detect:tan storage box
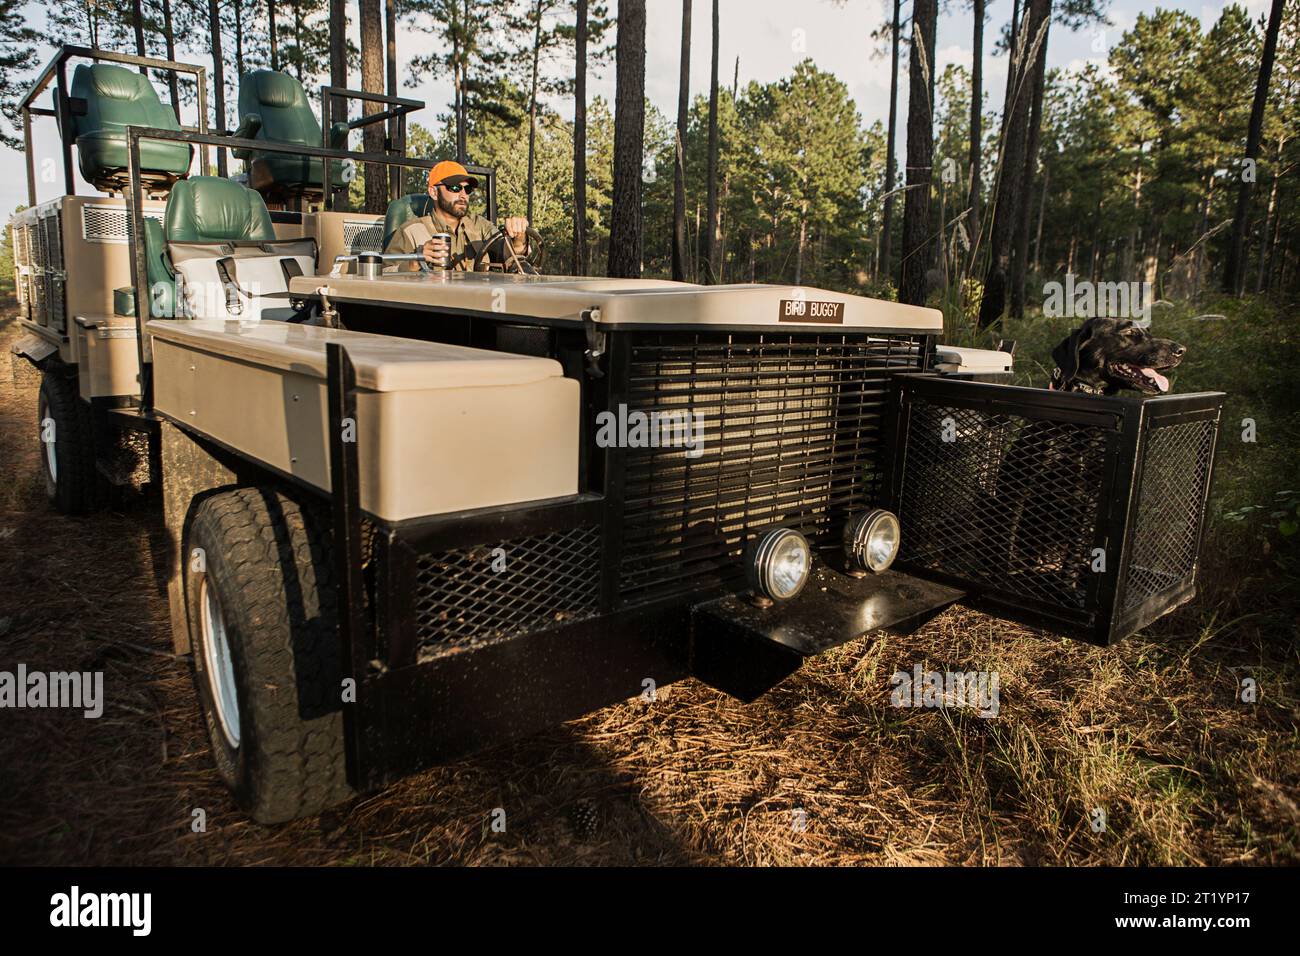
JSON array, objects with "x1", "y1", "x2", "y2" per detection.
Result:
[{"x1": 147, "y1": 320, "x2": 579, "y2": 522}]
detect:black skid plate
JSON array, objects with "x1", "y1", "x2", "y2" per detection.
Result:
[{"x1": 690, "y1": 567, "x2": 965, "y2": 702}]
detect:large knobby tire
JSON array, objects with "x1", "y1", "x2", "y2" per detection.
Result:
[
  {"x1": 185, "y1": 486, "x2": 353, "y2": 823},
  {"x1": 37, "y1": 367, "x2": 102, "y2": 515}
]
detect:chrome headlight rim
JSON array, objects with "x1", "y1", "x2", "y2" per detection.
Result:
[
  {"x1": 844, "y1": 508, "x2": 901, "y2": 574},
  {"x1": 747, "y1": 526, "x2": 813, "y2": 602}
]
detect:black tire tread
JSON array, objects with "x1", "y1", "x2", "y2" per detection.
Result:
[
  {"x1": 38, "y1": 367, "x2": 103, "y2": 514},
  {"x1": 188, "y1": 486, "x2": 351, "y2": 823}
]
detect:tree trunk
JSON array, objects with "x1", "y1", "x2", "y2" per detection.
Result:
[
  {"x1": 573, "y1": 0, "x2": 588, "y2": 275},
  {"x1": 795, "y1": 202, "x2": 808, "y2": 285},
  {"x1": 703, "y1": 0, "x2": 721, "y2": 283},
  {"x1": 526, "y1": 0, "x2": 543, "y2": 222},
  {"x1": 209, "y1": 0, "x2": 228, "y2": 175},
  {"x1": 1032, "y1": 161, "x2": 1048, "y2": 271},
  {"x1": 132, "y1": 0, "x2": 147, "y2": 69},
  {"x1": 608, "y1": 0, "x2": 646, "y2": 279},
  {"x1": 329, "y1": 0, "x2": 348, "y2": 205},
  {"x1": 672, "y1": 0, "x2": 692, "y2": 282},
  {"x1": 1009, "y1": 17, "x2": 1049, "y2": 319},
  {"x1": 268, "y1": 0, "x2": 279, "y2": 70},
  {"x1": 977, "y1": 0, "x2": 1049, "y2": 327},
  {"x1": 360, "y1": 0, "x2": 387, "y2": 212},
  {"x1": 879, "y1": 0, "x2": 901, "y2": 282},
  {"x1": 163, "y1": 0, "x2": 180, "y2": 120},
  {"x1": 386, "y1": 0, "x2": 399, "y2": 199},
  {"x1": 899, "y1": 0, "x2": 938, "y2": 306},
  {"x1": 234, "y1": 1, "x2": 246, "y2": 77},
  {"x1": 457, "y1": 0, "x2": 469, "y2": 162},
  {"x1": 293, "y1": 0, "x2": 304, "y2": 80},
  {"x1": 1256, "y1": 139, "x2": 1285, "y2": 292},
  {"x1": 1223, "y1": 0, "x2": 1284, "y2": 294},
  {"x1": 967, "y1": 0, "x2": 984, "y2": 260}
]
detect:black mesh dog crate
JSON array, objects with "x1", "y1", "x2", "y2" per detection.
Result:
[{"x1": 885, "y1": 376, "x2": 1224, "y2": 644}]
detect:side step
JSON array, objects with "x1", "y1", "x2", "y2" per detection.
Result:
[
  {"x1": 97, "y1": 405, "x2": 162, "y2": 486},
  {"x1": 690, "y1": 567, "x2": 965, "y2": 702}
]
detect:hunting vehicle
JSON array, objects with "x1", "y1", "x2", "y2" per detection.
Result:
[{"x1": 10, "y1": 46, "x2": 1227, "y2": 823}]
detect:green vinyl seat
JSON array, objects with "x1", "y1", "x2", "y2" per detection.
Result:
[
  {"x1": 59, "y1": 63, "x2": 192, "y2": 195},
  {"x1": 233, "y1": 70, "x2": 349, "y2": 204},
  {"x1": 382, "y1": 193, "x2": 437, "y2": 250},
  {"x1": 142, "y1": 176, "x2": 277, "y2": 319}
]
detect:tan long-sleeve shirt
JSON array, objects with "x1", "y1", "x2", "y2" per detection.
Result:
[{"x1": 384, "y1": 207, "x2": 505, "y2": 271}]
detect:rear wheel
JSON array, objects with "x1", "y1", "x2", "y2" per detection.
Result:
[
  {"x1": 185, "y1": 486, "x2": 352, "y2": 823},
  {"x1": 37, "y1": 367, "x2": 102, "y2": 515}
]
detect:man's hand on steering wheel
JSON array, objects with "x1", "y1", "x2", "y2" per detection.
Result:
[
  {"x1": 472, "y1": 223, "x2": 546, "y2": 274},
  {"x1": 502, "y1": 216, "x2": 530, "y2": 254}
]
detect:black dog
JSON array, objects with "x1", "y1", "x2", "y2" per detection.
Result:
[{"x1": 1049, "y1": 317, "x2": 1186, "y2": 395}]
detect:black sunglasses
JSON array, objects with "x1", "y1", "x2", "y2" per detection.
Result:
[{"x1": 441, "y1": 182, "x2": 476, "y2": 194}]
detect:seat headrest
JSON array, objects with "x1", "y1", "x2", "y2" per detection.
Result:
[
  {"x1": 82, "y1": 63, "x2": 153, "y2": 101},
  {"x1": 165, "y1": 176, "x2": 276, "y2": 243},
  {"x1": 246, "y1": 70, "x2": 307, "y2": 109}
]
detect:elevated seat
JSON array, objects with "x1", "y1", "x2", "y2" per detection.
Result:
[
  {"x1": 59, "y1": 63, "x2": 193, "y2": 196},
  {"x1": 143, "y1": 175, "x2": 316, "y2": 322},
  {"x1": 233, "y1": 70, "x2": 349, "y2": 206}
]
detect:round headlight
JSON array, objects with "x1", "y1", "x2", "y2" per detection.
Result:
[
  {"x1": 844, "y1": 509, "x2": 900, "y2": 574},
  {"x1": 746, "y1": 527, "x2": 813, "y2": 602}
]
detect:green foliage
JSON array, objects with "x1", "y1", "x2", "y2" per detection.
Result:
[
  {"x1": 1028, "y1": 4, "x2": 1298, "y2": 304},
  {"x1": 0, "y1": 0, "x2": 40, "y2": 149},
  {"x1": 642, "y1": 60, "x2": 873, "y2": 289}
]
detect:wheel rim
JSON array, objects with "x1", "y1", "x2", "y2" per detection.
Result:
[
  {"x1": 38, "y1": 392, "x2": 56, "y2": 483},
  {"x1": 199, "y1": 577, "x2": 241, "y2": 749}
]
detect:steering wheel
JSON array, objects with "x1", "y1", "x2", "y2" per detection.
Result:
[{"x1": 471, "y1": 226, "x2": 545, "y2": 274}]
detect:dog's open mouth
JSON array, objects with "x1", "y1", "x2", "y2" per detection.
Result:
[{"x1": 1108, "y1": 362, "x2": 1173, "y2": 394}]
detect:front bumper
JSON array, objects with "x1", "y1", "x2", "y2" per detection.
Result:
[{"x1": 691, "y1": 566, "x2": 965, "y2": 702}]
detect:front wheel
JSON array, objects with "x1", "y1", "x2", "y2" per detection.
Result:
[{"x1": 185, "y1": 486, "x2": 353, "y2": 823}]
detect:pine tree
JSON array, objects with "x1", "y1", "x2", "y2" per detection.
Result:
[{"x1": 608, "y1": 0, "x2": 645, "y2": 278}]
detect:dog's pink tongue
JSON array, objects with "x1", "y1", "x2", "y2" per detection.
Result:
[{"x1": 1141, "y1": 368, "x2": 1170, "y2": 392}]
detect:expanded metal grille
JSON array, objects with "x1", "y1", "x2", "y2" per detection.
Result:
[
  {"x1": 413, "y1": 525, "x2": 601, "y2": 660},
  {"x1": 32, "y1": 216, "x2": 48, "y2": 270},
  {"x1": 13, "y1": 224, "x2": 29, "y2": 268},
  {"x1": 895, "y1": 402, "x2": 1110, "y2": 612},
  {"x1": 49, "y1": 276, "x2": 66, "y2": 334},
  {"x1": 43, "y1": 214, "x2": 62, "y2": 270},
  {"x1": 618, "y1": 332, "x2": 926, "y2": 603},
  {"x1": 343, "y1": 219, "x2": 384, "y2": 252},
  {"x1": 31, "y1": 276, "x2": 47, "y2": 327},
  {"x1": 81, "y1": 203, "x2": 164, "y2": 243},
  {"x1": 1122, "y1": 418, "x2": 1217, "y2": 612}
]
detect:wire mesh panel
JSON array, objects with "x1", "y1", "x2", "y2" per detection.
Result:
[
  {"x1": 1118, "y1": 414, "x2": 1219, "y2": 622},
  {"x1": 618, "y1": 332, "x2": 928, "y2": 604},
  {"x1": 896, "y1": 401, "x2": 1112, "y2": 613},
  {"x1": 888, "y1": 377, "x2": 1224, "y2": 644},
  {"x1": 413, "y1": 525, "x2": 602, "y2": 661}
]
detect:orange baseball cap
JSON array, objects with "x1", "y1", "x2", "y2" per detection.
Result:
[{"x1": 427, "y1": 160, "x2": 479, "y2": 189}]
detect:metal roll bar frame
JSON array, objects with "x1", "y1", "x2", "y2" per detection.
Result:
[
  {"x1": 18, "y1": 44, "x2": 209, "y2": 205},
  {"x1": 318, "y1": 85, "x2": 426, "y2": 207}
]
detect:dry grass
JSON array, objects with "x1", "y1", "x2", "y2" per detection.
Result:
[{"x1": 0, "y1": 301, "x2": 1296, "y2": 866}]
